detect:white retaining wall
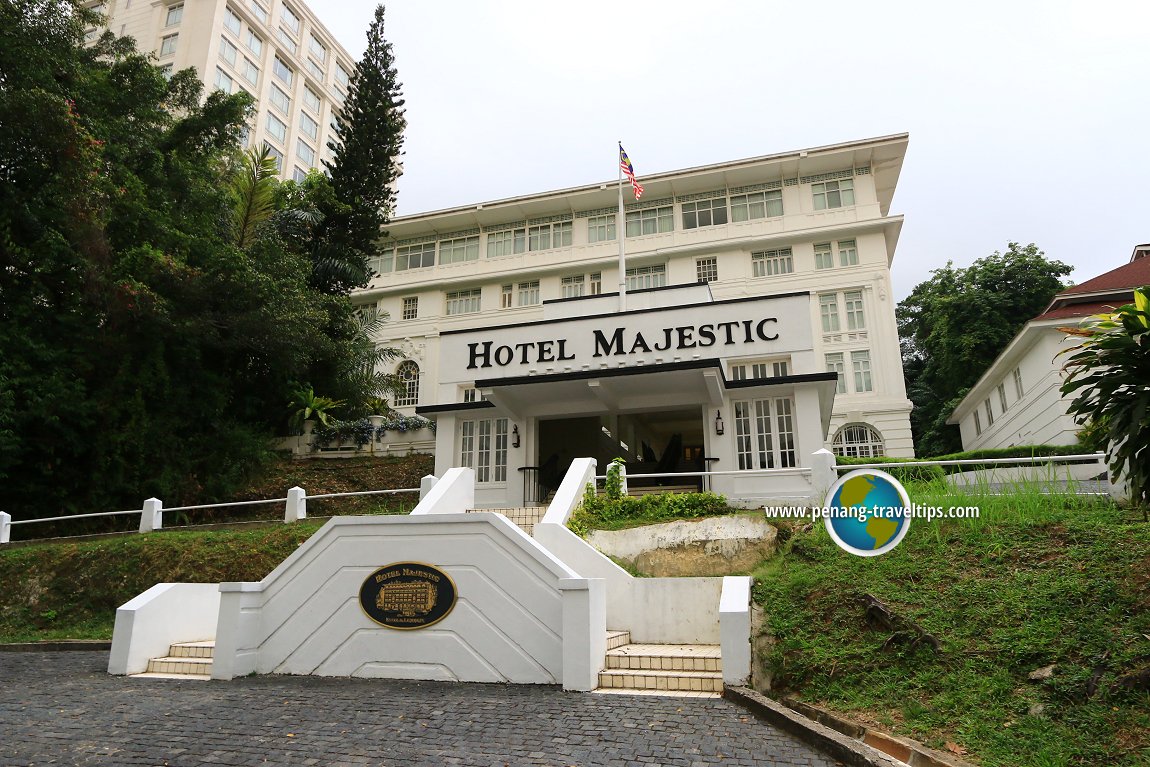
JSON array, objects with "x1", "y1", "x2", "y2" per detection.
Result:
[{"x1": 107, "y1": 583, "x2": 221, "y2": 675}]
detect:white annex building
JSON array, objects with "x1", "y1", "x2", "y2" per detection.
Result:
[
  {"x1": 948, "y1": 244, "x2": 1150, "y2": 451},
  {"x1": 86, "y1": 0, "x2": 354, "y2": 180},
  {"x1": 355, "y1": 134, "x2": 916, "y2": 506}
]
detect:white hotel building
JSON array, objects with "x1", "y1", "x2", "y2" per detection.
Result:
[
  {"x1": 86, "y1": 0, "x2": 355, "y2": 180},
  {"x1": 355, "y1": 134, "x2": 915, "y2": 506}
]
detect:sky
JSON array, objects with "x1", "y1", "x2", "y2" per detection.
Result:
[{"x1": 317, "y1": 0, "x2": 1149, "y2": 301}]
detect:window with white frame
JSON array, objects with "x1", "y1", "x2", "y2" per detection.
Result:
[
  {"x1": 561, "y1": 275, "x2": 585, "y2": 299},
  {"x1": 696, "y1": 257, "x2": 718, "y2": 284},
  {"x1": 335, "y1": 63, "x2": 350, "y2": 90},
  {"x1": 265, "y1": 112, "x2": 287, "y2": 142},
  {"x1": 306, "y1": 59, "x2": 324, "y2": 80},
  {"x1": 589, "y1": 272, "x2": 602, "y2": 295},
  {"x1": 462, "y1": 387, "x2": 478, "y2": 403},
  {"x1": 446, "y1": 288, "x2": 481, "y2": 315},
  {"x1": 844, "y1": 290, "x2": 866, "y2": 330},
  {"x1": 165, "y1": 4, "x2": 183, "y2": 26},
  {"x1": 752, "y1": 247, "x2": 793, "y2": 277},
  {"x1": 246, "y1": 0, "x2": 267, "y2": 23},
  {"x1": 814, "y1": 242, "x2": 834, "y2": 270},
  {"x1": 272, "y1": 56, "x2": 293, "y2": 86},
  {"x1": 517, "y1": 280, "x2": 540, "y2": 306},
  {"x1": 264, "y1": 143, "x2": 283, "y2": 171},
  {"x1": 500, "y1": 284, "x2": 512, "y2": 309},
  {"x1": 487, "y1": 228, "x2": 525, "y2": 257},
  {"x1": 838, "y1": 239, "x2": 859, "y2": 266},
  {"x1": 974, "y1": 410, "x2": 982, "y2": 436},
  {"x1": 277, "y1": 26, "x2": 297, "y2": 54},
  {"x1": 401, "y1": 296, "x2": 418, "y2": 320},
  {"x1": 309, "y1": 34, "x2": 327, "y2": 61},
  {"x1": 730, "y1": 189, "x2": 782, "y2": 221},
  {"x1": 682, "y1": 197, "x2": 728, "y2": 229},
  {"x1": 851, "y1": 350, "x2": 873, "y2": 392},
  {"x1": 626, "y1": 264, "x2": 666, "y2": 291},
  {"x1": 292, "y1": 166, "x2": 307, "y2": 183},
  {"x1": 240, "y1": 58, "x2": 259, "y2": 85},
  {"x1": 296, "y1": 139, "x2": 315, "y2": 166},
  {"x1": 393, "y1": 361, "x2": 419, "y2": 407},
  {"x1": 587, "y1": 214, "x2": 616, "y2": 243},
  {"x1": 998, "y1": 382, "x2": 1008, "y2": 412},
  {"x1": 730, "y1": 360, "x2": 789, "y2": 381},
  {"x1": 280, "y1": 3, "x2": 300, "y2": 33},
  {"x1": 812, "y1": 178, "x2": 854, "y2": 210},
  {"x1": 245, "y1": 29, "x2": 262, "y2": 55},
  {"x1": 819, "y1": 293, "x2": 840, "y2": 332},
  {"x1": 831, "y1": 423, "x2": 884, "y2": 458},
  {"x1": 460, "y1": 418, "x2": 509, "y2": 483},
  {"x1": 985, "y1": 397, "x2": 995, "y2": 427},
  {"x1": 299, "y1": 111, "x2": 318, "y2": 140},
  {"x1": 1013, "y1": 367, "x2": 1024, "y2": 399},
  {"x1": 269, "y1": 84, "x2": 290, "y2": 113},
  {"x1": 528, "y1": 221, "x2": 571, "y2": 251},
  {"x1": 625, "y1": 206, "x2": 673, "y2": 237},
  {"x1": 223, "y1": 6, "x2": 241, "y2": 34},
  {"x1": 368, "y1": 249, "x2": 391, "y2": 275},
  {"x1": 439, "y1": 235, "x2": 479, "y2": 264},
  {"x1": 214, "y1": 68, "x2": 234, "y2": 93},
  {"x1": 303, "y1": 85, "x2": 321, "y2": 113},
  {"x1": 219, "y1": 36, "x2": 238, "y2": 66},
  {"x1": 733, "y1": 397, "x2": 796, "y2": 469},
  {"x1": 395, "y1": 242, "x2": 435, "y2": 271},
  {"x1": 826, "y1": 353, "x2": 847, "y2": 394},
  {"x1": 160, "y1": 33, "x2": 178, "y2": 56}
]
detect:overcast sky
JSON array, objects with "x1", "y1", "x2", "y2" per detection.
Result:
[{"x1": 318, "y1": 0, "x2": 1149, "y2": 300}]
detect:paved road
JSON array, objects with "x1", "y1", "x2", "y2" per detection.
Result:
[{"x1": 1, "y1": 652, "x2": 842, "y2": 767}]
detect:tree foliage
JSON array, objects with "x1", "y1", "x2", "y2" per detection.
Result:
[
  {"x1": 1060, "y1": 288, "x2": 1150, "y2": 513},
  {"x1": 896, "y1": 243, "x2": 1072, "y2": 456}
]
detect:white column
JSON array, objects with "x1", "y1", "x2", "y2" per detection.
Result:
[
  {"x1": 285, "y1": 486, "x2": 307, "y2": 523},
  {"x1": 139, "y1": 498, "x2": 163, "y2": 533},
  {"x1": 0, "y1": 511, "x2": 10, "y2": 544}
]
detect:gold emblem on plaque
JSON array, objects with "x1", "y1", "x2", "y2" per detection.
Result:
[{"x1": 376, "y1": 580, "x2": 438, "y2": 617}]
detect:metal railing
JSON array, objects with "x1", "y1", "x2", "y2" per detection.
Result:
[
  {"x1": 595, "y1": 466, "x2": 811, "y2": 494},
  {"x1": 833, "y1": 453, "x2": 1106, "y2": 471}
]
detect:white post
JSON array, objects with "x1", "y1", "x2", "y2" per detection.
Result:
[
  {"x1": 809, "y1": 448, "x2": 838, "y2": 500},
  {"x1": 720, "y1": 576, "x2": 753, "y2": 686},
  {"x1": 419, "y1": 474, "x2": 438, "y2": 501},
  {"x1": 614, "y1": 460, "x2": 628, "y2": 497},
  {"x1": 139, "y1": 498, "x2": 163, "y2": 533},
  {"x1": 285, "y1": 486, "x2": 306, "y2": 523},
  {"x1": 0, "y1": 512, "x2": 10, "y2": 544},
  {"x1": 617, "y1": 142, "x2": 627, "y2": 313}
]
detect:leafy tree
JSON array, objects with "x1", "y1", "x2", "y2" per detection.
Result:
[
  {"x1": 1060, "y1": 288, "x2": 1150, "y2": 516},
  {"x1": 897, "y1": 243, "x2": 1072, "y2": 456}
]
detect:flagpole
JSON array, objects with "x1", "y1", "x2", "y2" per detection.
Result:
[{"x1": 617, "y1": 141, "x2": 627, "y2": 313}]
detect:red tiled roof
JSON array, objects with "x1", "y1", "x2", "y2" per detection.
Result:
[
  {"x1": 1058, "y1": 257, "x2": 1150, "y2": 296},
  {"x1": 1033, "y1": 301, "x2": 1123, "y2": 322}
]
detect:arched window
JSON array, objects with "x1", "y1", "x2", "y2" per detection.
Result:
[
  {"x1": 832, "y1": 423, "x2": 885, "y2": 458},
  {"x1": 394, "y1": 361, "x2": 420, "y2": 407}
]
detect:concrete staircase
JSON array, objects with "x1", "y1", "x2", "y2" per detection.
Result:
[
  {"x1": 594, "y1": 630, "x2": 723, "y2": 697},
  {"x1": 467, "y1": 506, "x2": 548, "y2": 535},
  {"x1": 132, "y1": 640, "x2": 214, "y2": 680}
]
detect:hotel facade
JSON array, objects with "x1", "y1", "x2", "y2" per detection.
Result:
[
  {"x1": 86, "y1": 0, "x2": 355, "y2": 180},
  {"x1": 355, "y1": 135, "x2": 916, "y2": 506}
]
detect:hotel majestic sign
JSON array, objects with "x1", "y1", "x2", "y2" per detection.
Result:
[{"x1": 359, "y1": 562, "x2": 458, "y2": 630}]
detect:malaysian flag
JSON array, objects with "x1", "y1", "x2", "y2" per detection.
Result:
[{"x1": 619, "y1": 144, "x2": 644, "y2": 199}]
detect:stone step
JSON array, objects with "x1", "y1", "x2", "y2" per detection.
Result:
[
  {"x1": 605, "y1": 630, "x2": 631, "y2": 650},
  {"x1": 169, "y1": 640, "x2": 215, "y2": 659},
  {"x1": 597, "y1": 668, "x2": 723, "y2": 693},
  {"x1": 466, "y1": 506, "x2": 548, "y2": 534},
  {"x1": 605, "y1": 643, "x2": 721, "y2": 673},
  {"x1": 144, "y1": 655, "x2": 213, "y2": 676}
]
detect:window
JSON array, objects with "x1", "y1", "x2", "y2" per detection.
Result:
[
  {"x1": 625, "y1": 206, "x2": 673, "y2": 237},
  {"x1": 401, "y1": 297, "x2": 418, "y2": 320},
  {"x1": 974, "y1": 410, "x2": 982, "y2": 436},
  {"x1": 219, "y1": 36, "x2": 238, "y2": 66},
  {"x1": 733, "y1": 397, "x2": 796, "y2": 469},
  {"x1": 240, "y1": 58, "x2": 259, "y2": 85},
  {"x1": 752, "y1": 248, "x2": 793, "y2": 277},
  {"x1": 832, "y1": 424, "x2": 885, "y2": 458},
  {"x1": 826, "y1": 353, "x2": 846, "y2": 394},
  {"x1": 368, "y1": 250, "x2": 391, "y2": 275},
  {"x1": 303, "y1": 85, "x2": 321, "y2": 113},
  {"x1": 682, "y1": 197, "x2": 728, "y2": 229},
  {"x1": 272, "y1": 56, "x2": 293, "y2": 86},
  {"x1": 280, "y1": 3, "x2": 300, "y2": 34},
  {"x1": 730, "y1": 189, "x2": 783, "y2": 221},
  {"x1": 460, "y1": 418, "x2": 509, "y2": 483},
  {"x1": 214, "y1": 68, "x2": 234, "y2": 93},
  {"x1": 626, "y1": 264, "x2": 666, "y2": 291},
  {"x1": 696, "y1": 257, "x2": 718, "y2": 284},
  {"x1": 246, "y1": 0, "x2": 267, "y2": 23},
  {"x1": 269, "y1": 84, "x2": 290, "y2": 113},
  {"x1": 487, "y1": 228, "x2": 525, "y2": 257},
  {"x1": 335, "y1": 64, "x2": 350, "y2": 90},
  {"x1": 160, "y1": 33, "x2": 178, "y2": 56},
  {"x1": 812, "y1": 178, "x2": 854, "y2": 210},
  {"x1": 160, "y1": 64, "x2": 174, "y2": 79},
  {"x1": 395, "y1": 242, "x2": 435, "y2": 271},
  {"x1": 245, "y1": 29, "x2": 262, "y2": 55},
  {"x1": 1013, "y1": 367, "x2": 1024, "y2": 399},
  {"x1": 394, "y1": 361, "x2": 419, "y2": 407},
  {"x1": 165, "y1": 4, "x2": 183, "y2": 26},
  {"x1": 526, "y1": 221, "x2": 571, "y2": 251},
  {"x1": 844, "y1": 290, "x2": 866, "y2": 330},
  {"x1": 985, "y1": 398, "x2": 995, "y2": 427},
  {"x1": 587, "y1": 214, "x2": 616, "y2": 243},
  {"x1": 223, "y1": 7, "x2": 241, "y2": 35},
  {"x1": 998, "y1": 382, "x2": 1008, "y2": 412},
  {"x1": 446, "y1": 288, "x2": 481, "y2": 315},
  {"x1": 731, "y1": 361, "x2": 789, "y2": 381},
  {"x1": 276, "y1": 26, "x2": 297, "y2": 54},
  {"x1": 264, "y1": 143, "x2": 283, "y2": 171},
  {"x1": 292, "y1": 166, "x2": 307, "y2": 183},
  {"x1": 589, "y1": 272, "x2": 602, "y2": 295},
  {"x1": 819, "y1": 293, "x2": 840, "y2": 332},
  {"x1": 296, "y1": 139, "x2": 315, "y2": 166},
  {"x1": 814, "y1": 243, "x2": 834, "y2": 270},
  {"x1": 772, "y1": 360, "x2": 789, "y2": 377},
  {"x1": 561, "y1": 275, "x2": 585, "y2": 299},
  {"x1": 851, "y1": 350, "x2": 873, "y2": 393},
  {"x1": 462, "y1": 387, "x2": 478, "y2": 403},
  {"x1": 838, "y1": 239, "x2": 859, "y2": 266},
  {"x1": 439, "y1": 235, "x2": 479, "y2": 264},
  {"x1": 500, "y1": 284, "x2": 512, "y2": 309},
  {"x1": 309, "y1": 34, "x2": 327, "y2": 61},
  {"x1": 265, "y1": 112, "x2": 287, "y2": 142},
  {"x1": 517, "y1": 280, "x2": 540, "y2": 306},
  {"x1": 307, "y1": 59, "x2": 324, "y2": 80}
]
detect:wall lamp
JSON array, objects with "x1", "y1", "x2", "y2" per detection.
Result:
[
  {"x1": 511, "y1": 424, "x2": 521, "y2": 448},
  {"x1": 714, "y1": 410, "x2": 725, "y2": 436}
]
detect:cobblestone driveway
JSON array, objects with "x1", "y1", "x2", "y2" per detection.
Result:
[{"x1": 1, "y1": 652, "x2": 841, "y2": 767}]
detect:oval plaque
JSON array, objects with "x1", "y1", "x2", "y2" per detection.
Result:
[{"x1": 359, "y1": 562, "x2": 457, "y2": 630}]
